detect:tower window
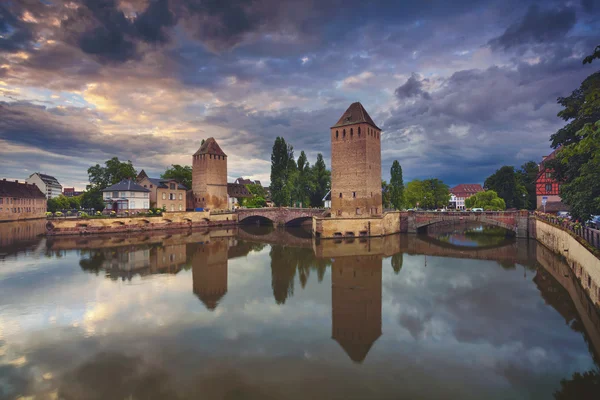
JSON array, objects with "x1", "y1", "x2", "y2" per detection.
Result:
[
  {"x1": 343, "y1": 129, "x2": 346, "y2": 138},
  {"x1": 339, "y1": 193, "x2": 342, "y2": 198},
  {"x1": 336, "y1": 130, "x2": 339, "y2": 139},
  {"x1": 545, "y1": 184, "x2": 552, "y2": 192},
  {"x1": 353, "y1": 191, "x2": 356, "y2": 198},
  {"x1": 350, "y1": 128, "x2": 353, "y2": 138},
  {"x1": 358, "y1": 127, "x2": 361, "y2": 137},
  {"x1": 377, "y1": 132, "x2": 380, "y2": 139}
]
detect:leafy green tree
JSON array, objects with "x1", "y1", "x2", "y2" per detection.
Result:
[
  {"x1": 246, "y1": 196, "x2": 267, "y2": 208},
  {"x1": 553, "y1": 369, "x2": 600, "y2": 400},
  {"x1": 68, "y1": 195, "x2": 82, "y2": 209},
  {"x1": 309, "y1": 153, "x2": 330, "y2": 207},
  {"x1": 270, "y1": 137, "x2": 291, "y2": 207},
  {"x1": 391, "y1": 253, "x2": 403, "y2": 274},
  {"x1": 405, "y1": 179, "x2": 450, "y2": 209},
  {"x1": 161, "y1": 164, "x2": 192, "y2": 189},
  {"x1": 88, "y1": 157, "x2": 137, "y2": 190},
  {"x1": 294, "y1": 151, "x2": 313, "y2": 207},
  {"x1": 81, "y1": 188, "x2": 105, "y2": 211},
  {"x1": 484, "y1": 166, "x2": 527, "y2": 209},
  {"x1": 47, "y1": 195, "x2": 70, "y2": 212},
  {"x1": 517, "y1": 161, "x2": 539, "y2": 210},
  {"x1": 546, "y1": 47, "x2": 600, "y2": 221},
  {"x1": 465, "y1": 190, "x2": 506, "y2": 210},
  {"x1": 405, "y1": 180, "x2": 426, "y2": 208},
  {"x1": 381, "y1": 180, "x2": 391, "y2": 209},
  {"x1": 390, "y1": 160, "x2": 405, "y2": 210},
  {"x1": 557, "y1": 121, "x2": 600, "y2": 221}
]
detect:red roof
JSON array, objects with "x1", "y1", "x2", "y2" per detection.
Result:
[
  {"x1": 0, "y1": 179, "x2": 46, "y2": 199},
  {"x1": 450, "y1": 184, "x2": 483, "y2": 198}
]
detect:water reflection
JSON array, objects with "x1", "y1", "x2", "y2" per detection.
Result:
[
  {"x1": 1, "y1": 221, "x2": 600, "y2": 399},
  {"x1": 425, "y1": 222, "x2": 515, "y2": 248}
]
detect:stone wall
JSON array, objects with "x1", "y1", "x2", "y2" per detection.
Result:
[
  {"x1": 313, "y1": 211, "x2": 401, "y2": 239},
  {"x1": 534, "y1": 218, "x2": 600, "y2": 305}
]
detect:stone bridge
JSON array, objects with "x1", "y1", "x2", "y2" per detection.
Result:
[
  {"x1": 236, "y1": 207, "x2": 325, "y2": 226},
  {"x1": 405, "y1": 210, "x2": 530, "y2": 238}
]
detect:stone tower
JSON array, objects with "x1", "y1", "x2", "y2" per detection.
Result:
[
  {"x1": 331, "y1": 254, "x2": 382, "y2": 363},
  {"x1": 192, "y1": 137, "x2": 228, "y2": 210},
  {"x1": 330, "y1": 102, "x2": 382, "y2": 217}
]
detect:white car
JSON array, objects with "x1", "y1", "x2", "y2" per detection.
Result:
[{"x1": 472, "y1": 208, "x2": 484, "y2": 212}]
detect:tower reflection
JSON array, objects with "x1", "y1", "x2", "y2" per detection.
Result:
[{"x1": 189, "y1": 238, "x2": 230, "y2": 311}]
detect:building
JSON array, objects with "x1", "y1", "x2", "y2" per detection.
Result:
[
  {"x1": 63, "y1": 188, "x2": 83, "y2": 197},
  {"x1": 192, "y1": 137, "x2": 228, "y2": 210},
  {"x1": 0, "y1": 179, "x2": 47, "y2": 222},
  {"x1": 102, "y1": 179, "x2": 150, "y2": 213},
  {"x1": 330, "y1": 102, "x2": 382, "y2": 217},
  {"x1": 449, "y1": 184, "x2": 484, "y2": 210},
  {"x1": 227, "y1": 183, "x2": 252, "y2": 210},
  {"x1": 136, "y1": 170, "x2": 187, "y2": 212},
  {"x1": 535, "y1": 149, "x2": 568, "y2": 213},
  {"x1": 234, "y1": 177, "x2": 261, "y2": 186},
  {"x1": 26, "y1": 173, "x2": 62, "y2": 199}
]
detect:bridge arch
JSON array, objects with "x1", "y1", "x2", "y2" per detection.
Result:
[
  {"x1": 285, "y1": 216, "x2": 313, "y2": 226},
  {"x1": 239, "y1": 215, "x2": 275, "y2": 225},
  {"x1": 415, "y1": 217, "x2": 516, "y2": 234}
]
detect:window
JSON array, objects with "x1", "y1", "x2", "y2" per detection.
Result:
[
  {"x1": 545, "y1": 172, "x2": 551, "y2": 179},
  {"x1": 336, "y1": 130, "x2": 339, "y2": 139},
  {"x1": 112, "y1": 191, "x2": 118, "y2": 198},
  {"x1": 0, "y1": 198, "x2": 3, "y2": 204},
  {"x1": 356, "y1": 208, "x2": 361, "y2": 215},
  {"x1": 171, "y1": 204, "x2": 174, "y2": 211},
  {"x1": 353, "y1": 192, "x2": 356, "y2": 198},
  {"x1": 358, "y1": 127, "x2": 361, "y2": 137},
  {"x1": 339, "y1": 193, "x2": 342, "y2": 198},
  {"x1": 162, "y1": 193, "x2": 166, "y2": 200},
  {"x1": 545, "y1": 184, "x2": 552, "y2": 192},
  {"x1": 343, "y1": 129, "x2": 346, "y2": 138},
  {"x1": 170, "y1": 193, "x2": 175, "y2": 200},
  {"x1": 179, "y1": 204, "x2": 182, "y2": 211},
  {"x1": 150, "y1": 184, "x2": 153, "y2": 188},
  {"x1": 170, "y1": 183, "x2": 175, "y2": 190},
  {"x1": 350, "y1": 128, "x2": 353, "y2": 138},
  {"x1": 144, "y1": 185, "x2": 147, "y2": 188},
  {"x1": 179, "y1": 193, "x2": 183, "y2": 200}
]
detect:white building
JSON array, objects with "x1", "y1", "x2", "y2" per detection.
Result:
[
  {"x1": 102, "y1": 179, "x2": 150, "y2": 212},
  {"x1": 449, "y1": 184, "x2": 484, "y2": 210},
  {"x1": 26, "y1": 173, "x2": 63, "y2": 199},
  {"x1": 323, "y1": 190, "x2": 331, "y2": 209}
]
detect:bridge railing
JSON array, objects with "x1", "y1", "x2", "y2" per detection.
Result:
[{"x1": 535, "y1": 212, "x2": 600, "y2": 250}]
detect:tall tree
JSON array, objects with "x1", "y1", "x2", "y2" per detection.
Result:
[
  {"x1": 484, "y1": 166, "x2": 527, "y2": 209},
  {"x1": 161, "y1": 164, "x2": 192, "y2": 189},
  {"x1": 517, "y1": 161, "x2": 539, "y2": 210},
  {"x1": 294, "y1": 151, "x2": 312, "y2": 207},
  {"x1": 389, "y1": 160, "x2": 405, "y2": 210},
  {"x1": 270, "y1": 137, "x2": 291, "y2": 207},
  {"x1": 309, "y1": 153, "x2": 330, "y2": 207},
  {"x1": 547, "y1": 47, "x2": 600, "y2": 221},
  {"x1": 381, "y1": 180, "x2": 391, "y2": 209},
  {"x1": 88, "y1": 157, "x2": 137, "y2": 190}
]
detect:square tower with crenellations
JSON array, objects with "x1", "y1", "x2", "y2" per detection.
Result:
[
  {"x1": 192, "y1": 137, "x2": 228, "y2": 210},
  {"x1": 330, "y1": 102, "x2": 382, "y2": 217}
]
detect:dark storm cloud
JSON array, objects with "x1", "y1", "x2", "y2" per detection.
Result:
[
  {"x1": 489, "y1": 5, "x2": 577, "y2": 50},
  {"x1": 0, "y1": 3, "x2": 35, "y2": 52},
  {"x1": 395, "y1": 74, "x2": 431, "y2": 100},
  {"x1": 0, "y1": 101, "x2": 178, "y2": 159}
]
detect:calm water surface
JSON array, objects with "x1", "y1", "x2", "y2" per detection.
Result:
[{"x1": 1, "y1": 220, "x2": 599, "y2": 399}]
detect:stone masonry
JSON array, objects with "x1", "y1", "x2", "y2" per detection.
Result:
[
  {"x1": 192, "y1": 137, "x2": 228, "y2": 210},
  {"x1": 330, "y1": 102, "x2": 382, "y2": 217}
]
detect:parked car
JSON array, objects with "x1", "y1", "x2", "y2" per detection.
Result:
[
  {"x1": 472, "y1": 208, "x2": 484, "y2": 212},
  {"x1": 557, "y1": 211, "x2": 571, "y2": 220},
  {"x1": 587, "y1": 215, "x2": 600, "y2": 229}
]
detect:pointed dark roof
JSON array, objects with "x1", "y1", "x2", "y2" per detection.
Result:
[
  {"x1": 193, "y1": 137, "x2": 227, "y2": 157},
  {"x1": 136, "y1": 169, "x2": 149, "y2": 182},
  {"x1": 333, "y1": 333, "x2": 381, "y2": 363},
  {"x1": 194, "y1": 290, "x2": 227, "y2": 311},
  {"x1": 332, "y1": 102, "x2": 380, "y2": 130}
]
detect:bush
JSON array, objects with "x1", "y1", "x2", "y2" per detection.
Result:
[
  {"x1": 46, "y1": 212, "x2": 52, "y2": 217},
  {"x1": 96, "y1": 211, "x2": 102, "y2": 216},
  {"x1": 110, "y1": 211, "x2": 116, "y2": 216},
  {"x1": 55, "y1": 211, "x2": 63, "y2": 217},
  {"x1": 148, "y1": 210, "x2": 154, "y2": 215},
  {"x1": 79, "y1": 212, "x2": 89, "y2": 218}
]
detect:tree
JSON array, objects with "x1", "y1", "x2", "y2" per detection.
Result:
[
  {"x1": 557, "y1": 121, "x2": 600, "y2": 221},
  {"x1": 309, "y1": 153, "x2": 330, "y2": 207},
  {"x1": 161, "y1": 164, "x2": 192, "y2": 189},
  {"x1": 553, "y1": 369, "x2": 600, "y2": 400},
  {"x1": 294, "y1": 151, "x2": 313, "y2": 207},
  {"x1": 270, "y1": 137, "x2": 291, "y2": 207},
  {"x1": 546, "y1": 46, "x2": 600, "y2": 221},
  {"x1": 47, "y1": 195, "x2": 70, "y2": 212},
  {"x1": 465, "y1": 190, "x2": 506, "y2": 210},
  {"x1": 81, "y1": 188, "x2": 105, "y2": 211},
  {"x1": 88, "y1": 157, "x2": 137, "y2": 190},
  {"x1": 484, "y1": 166, "x2": 527, "y2": 209},
  {"x1": 381, "y1": 180, "x2": 391, "y2": 209},
  {"x1": 517, "y1": 161, "x2": 539, "y2": 210},
  {"x1": 389, "y1": 160, "x2": 404, "y2": 210},
  {"x1": 404, "y1": 179, "x2": 450, "y2": 209}
]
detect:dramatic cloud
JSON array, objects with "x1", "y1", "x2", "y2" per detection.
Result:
[{"x1": 0, "y1": 0, "x2": 598, "y2": 188}]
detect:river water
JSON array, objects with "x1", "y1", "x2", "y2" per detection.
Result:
[{"x1": 0, "y1": 220, "x2": 599, "y2": 399}]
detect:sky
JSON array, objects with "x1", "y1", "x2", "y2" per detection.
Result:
[{"x1": 0, "y1": 0, "x2": 599, "y2": 190}]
